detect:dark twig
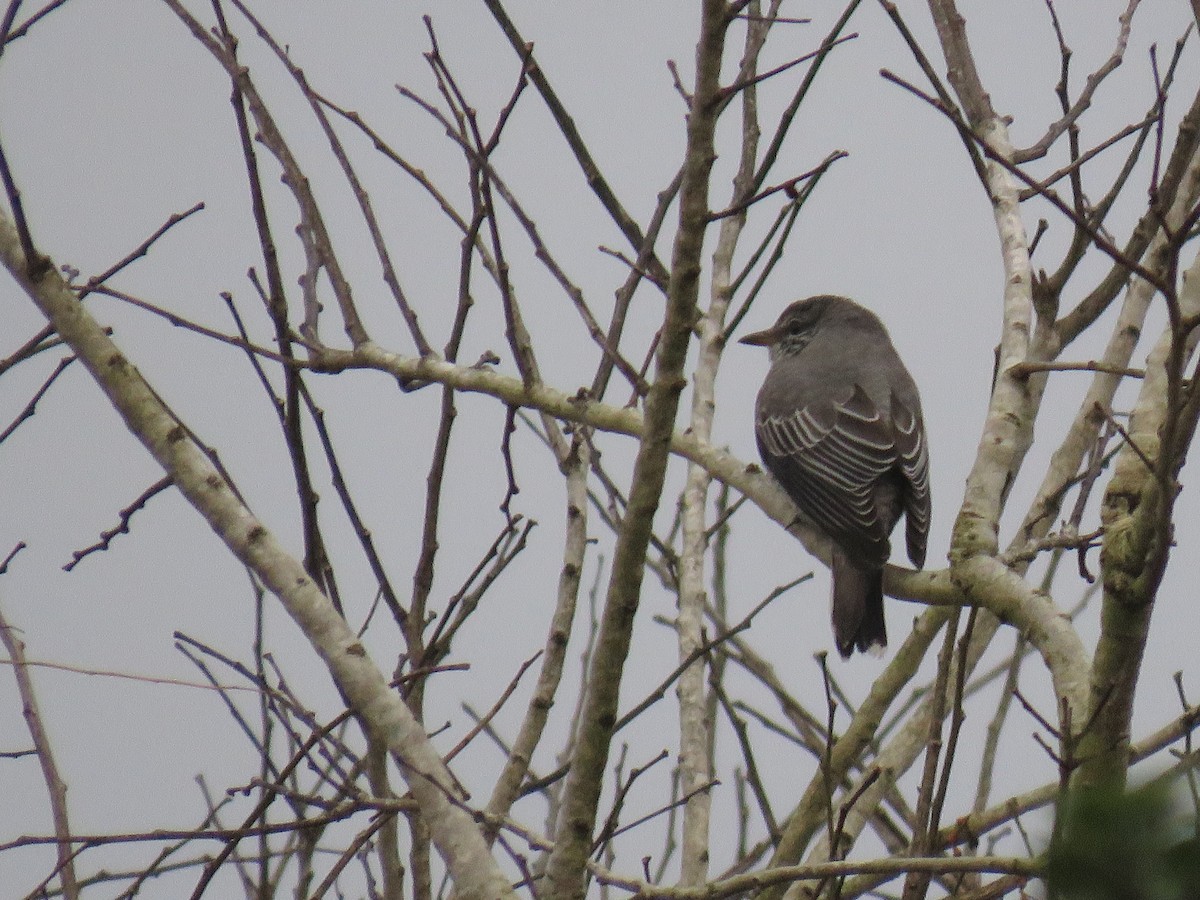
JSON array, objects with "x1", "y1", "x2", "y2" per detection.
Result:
[
  {"x1": 62, "y1": 476, "x2": 174, "y2": 571},
  {"x1": 616, "y1": 579, "x2": 805, "y2": 732},
  {"x1": 605, "y1": 776, "x2": 720, "y2": 845},
  {"x1": 1058, "y1": 30, "x2": 1198, "y2": 344},
  {"x1": 1013, "y1": 0, "x2": 1142, "y2": 163},
  {"x1": 721, "y1": 35, "x2": 857, "y2": 100},
  {"x1": 425, "y1": 517, "x2": 537, "y2": 664},
  {"x1": 481, "y1": 0, "x2": 669, "y2": 284},
  {"x1": 214, "y1": 5, "x2": 340, "y2": 614},
  {"x1": 596, "y1": 246, "x2": 667, "y2": 291},
  {"x1": 0, "y1": 324, "x2": 57, "y2": 375},
  {"x1": 228, "y1": 0, "x2": 433, "y2": 357},
  {"x1": 590, "y1": 167, "x2": 683, "y2": 402},
  {"x1": 592, "y1": 749, "x2": 671, "y2": 856},
  {"x1": 709, "y1": 151, "x2": 846, "y2": 221},
  {"x1": 712, "y1": 681, "x2": 779, "y2": 839},
  {"x1": 1149, "y1": 42, "x2": 1166, "y2": 198},
  {"x1": 163, "y1": 0, "x2": 369, "y2": 347},
  {"x1": 1012, "y1": 688, "x2": 1061, "y2": 742},
  {"x1": 0, "y1": 0, "x2": 24, "y2": 45},
  {"x1": 1067, "y1": 421, "x2": 1117, "y2": 582},
  {"x1": 816, "y1": 652, "x2": 840, "y2": 867},
  {"x1": 0, "y1": 541, "x2": 26, "y2": 573},
  {"x1": 880, "y1": 68, "x2": 1174, "y2": 299},
  {"x1": 520, "y1": 576, "x2": 803, "y2": 798},
  {"x1": 444, "y1": 652, "x2": 542, "y2": 764},
  {"x1": 500, "y1": 405, "x2": 521, "y2": 523},
  {"x1": 424, "y1": 25, "x2": 543, "y2": 394},
  {"x1": 928, "y1": 609, "x2": 978, "y2": 860},
  {"x1": 0, "y1": 127, "x2": 45, "y2": 279},
  {"x1": 0, "y1": 0, "x2": 69, "y2": 45},
  {"x1": 752, "y1": 0, "x2": 865, "y2": 194},
  {"x1": 297, "y1": 382, "x2": 407, "y2": 627},
  {"x1": 173, "y1": 640, "x2": 280, "y2": 780},
  {"x1": 174, "y1": 630, "x2": 359, "y2": 791},
  {"x1": 703, "y1": 495, "x2": 747, "y2": 542},
  {"x1": 1018, "y1": 115, "x2": 1156, "y2": 200},
  {"x1": 835, "y1": 766, "x2": 883, "y2": 852},
  {"x1": 308, "y1": 813, "x2": 391, "y2": 900},
  {"x1": 1095, "y1": 402, "x2": 1158, "y2": 475},
  {"x1": 901, "y1": 610, "x2": 959, "y2": 900},
  {"x1": 1171, "y1": 672, "x2": 1200, "y2": 814},
  {"x1": 76, "y1": 202, "x2": 205, "y2": 301},
  {"x1": 3, "y1": 804, "x2": 372, "y2": 855},
  {"x1": 0, "y1": 354, "x2": 73, "y2": 445},
  {"x1": 877, "y1": 0, "x2": 987, "y2": 183},
  {"x1": 724, "y1": 195, "x2": 807, "y2": 342},
  {"x1": 87, "y1": 285, "x2": 296, "y2": 365}
]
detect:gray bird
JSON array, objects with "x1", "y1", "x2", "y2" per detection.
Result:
[{"x1": 740, "y1": 296, "x2": 930, "y2": 657}]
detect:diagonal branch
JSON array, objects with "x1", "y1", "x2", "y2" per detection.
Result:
[
  {"x1": 481, "y1": 0, "x2": 669, "y2": 285},
  {"x1": 0, "y1": 205, "x2": 518, "y2": 900},
  {"x1": 0, "y1": 601, "x2": 80, "y2": 900},
  {"x1": 1013, "y1": 0, "x2": 1142, "y2": 163},
  {"x1": 542, "y1": 3, "x2": 729, "y2": 896}
]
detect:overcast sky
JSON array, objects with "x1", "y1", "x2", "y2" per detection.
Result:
[{"x1": 2, "y1": 2, "x2": 1198, "y2": 896}]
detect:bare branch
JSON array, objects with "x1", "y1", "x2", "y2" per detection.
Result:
[
  {"x1": 76, "y1": 202, "x2": 205, "y2": 301},
  {"x1": 1013, "y1": 1, "x2": 1142, "y2": 163},
  {"x1": 0, "y1": 202, "x2": 521, "y2": 899},
  {"x1": 62, "y1": 475, "x2": 173, "y2": 571},
  {"x1": 0, "y1": 354, "x2": 73, "y2": 445},
  {"x1": 0, "y1": 604, "x2": 80, "y2": 899},
  {"x1": 481, "y1": 0, "x2": 669, "y2": 285}
]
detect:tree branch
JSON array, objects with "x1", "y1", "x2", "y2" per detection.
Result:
[{"x1": 0, "y1": 205, "x2": 519, "y2": 900}]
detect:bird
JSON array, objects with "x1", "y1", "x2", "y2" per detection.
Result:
[{"x1": 739, "y1": 296, "x2": 930, "y2": 657}]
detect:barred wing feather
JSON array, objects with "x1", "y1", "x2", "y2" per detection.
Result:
[
  {"x1": 892, "y1": 393, "x2": 930, "y2": 567},
  {"x1": 756, "y1": 386, "x2": 899, "y2": 564}
]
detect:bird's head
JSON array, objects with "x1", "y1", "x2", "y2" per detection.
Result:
[{"x1": 738, "y1": 295, "x2": 847, "y2": 362}]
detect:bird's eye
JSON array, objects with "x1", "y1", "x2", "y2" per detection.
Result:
[{"x1": 787, "y1": 322, "x2": 804, "y2": 336}]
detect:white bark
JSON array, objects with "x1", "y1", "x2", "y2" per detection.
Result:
[{"x1": 0, "y1": 210, "x2": 518, "y2": 900}]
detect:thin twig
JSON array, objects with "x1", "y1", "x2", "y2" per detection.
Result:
[
  {"x1": 0, "y1": 127, "x2": 45, "y2": 278},
  {"x1": 77, "y1": 202, "x2": 205, "y2": 300},
  {"x1": 1013, "y1": 0, "x2": 1142, "y2": 163},
  {"x1": 880, "y1": 67, "x2": 1174, "y2": 300},
  {"x1": 0, "y1": 0, "x2": 69, "y2": 45},
  {"x1": 62, "y1": 476, "x2": 173, "y2": 571},
  {"x1": 0, "y1": 603, "x2": 80, "y2": 899},
  {"x1": 0, "y1": 354, "x2": 73, "y2": 445},
  {"x1": 0, "y1": 541, "x2": 26, "y2": 573},
  {"x1": 709, "y1": 150, "x2": 846, "y2": 221},
  {"x1": 444, "y1": 652, "x2": 542, "y2": 763}
]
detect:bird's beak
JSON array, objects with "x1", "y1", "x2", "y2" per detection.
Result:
[{"x1": 738, "y1": 327, "x2": 774, "y2": 347}]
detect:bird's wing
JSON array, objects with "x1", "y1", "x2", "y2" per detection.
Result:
[
  {"x1": 892, "y1": 392, "x2": 930, "y2": 568},
  {"x1": 757, "y1": 385, "x2": 897, "y2": 564}
]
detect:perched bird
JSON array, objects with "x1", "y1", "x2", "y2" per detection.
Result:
[{"x1": 740, "y1": 296, "x2": 930, "y2": 657}]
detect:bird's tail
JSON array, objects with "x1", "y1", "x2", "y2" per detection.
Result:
[{"x1": 831, "y1": 550, "x2": 887, "y2": 658}]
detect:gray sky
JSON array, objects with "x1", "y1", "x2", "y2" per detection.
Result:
[{"x1": 2, "y1": 1, "x2": 1198, "y2": 895}]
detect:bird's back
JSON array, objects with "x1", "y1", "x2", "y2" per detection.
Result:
[
  {"x1": 753, "y1": 302, "x2": 928, "y2": 567},
  {"x1": 742, "y1": 295, "x2": 931, "y2": 655}
]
